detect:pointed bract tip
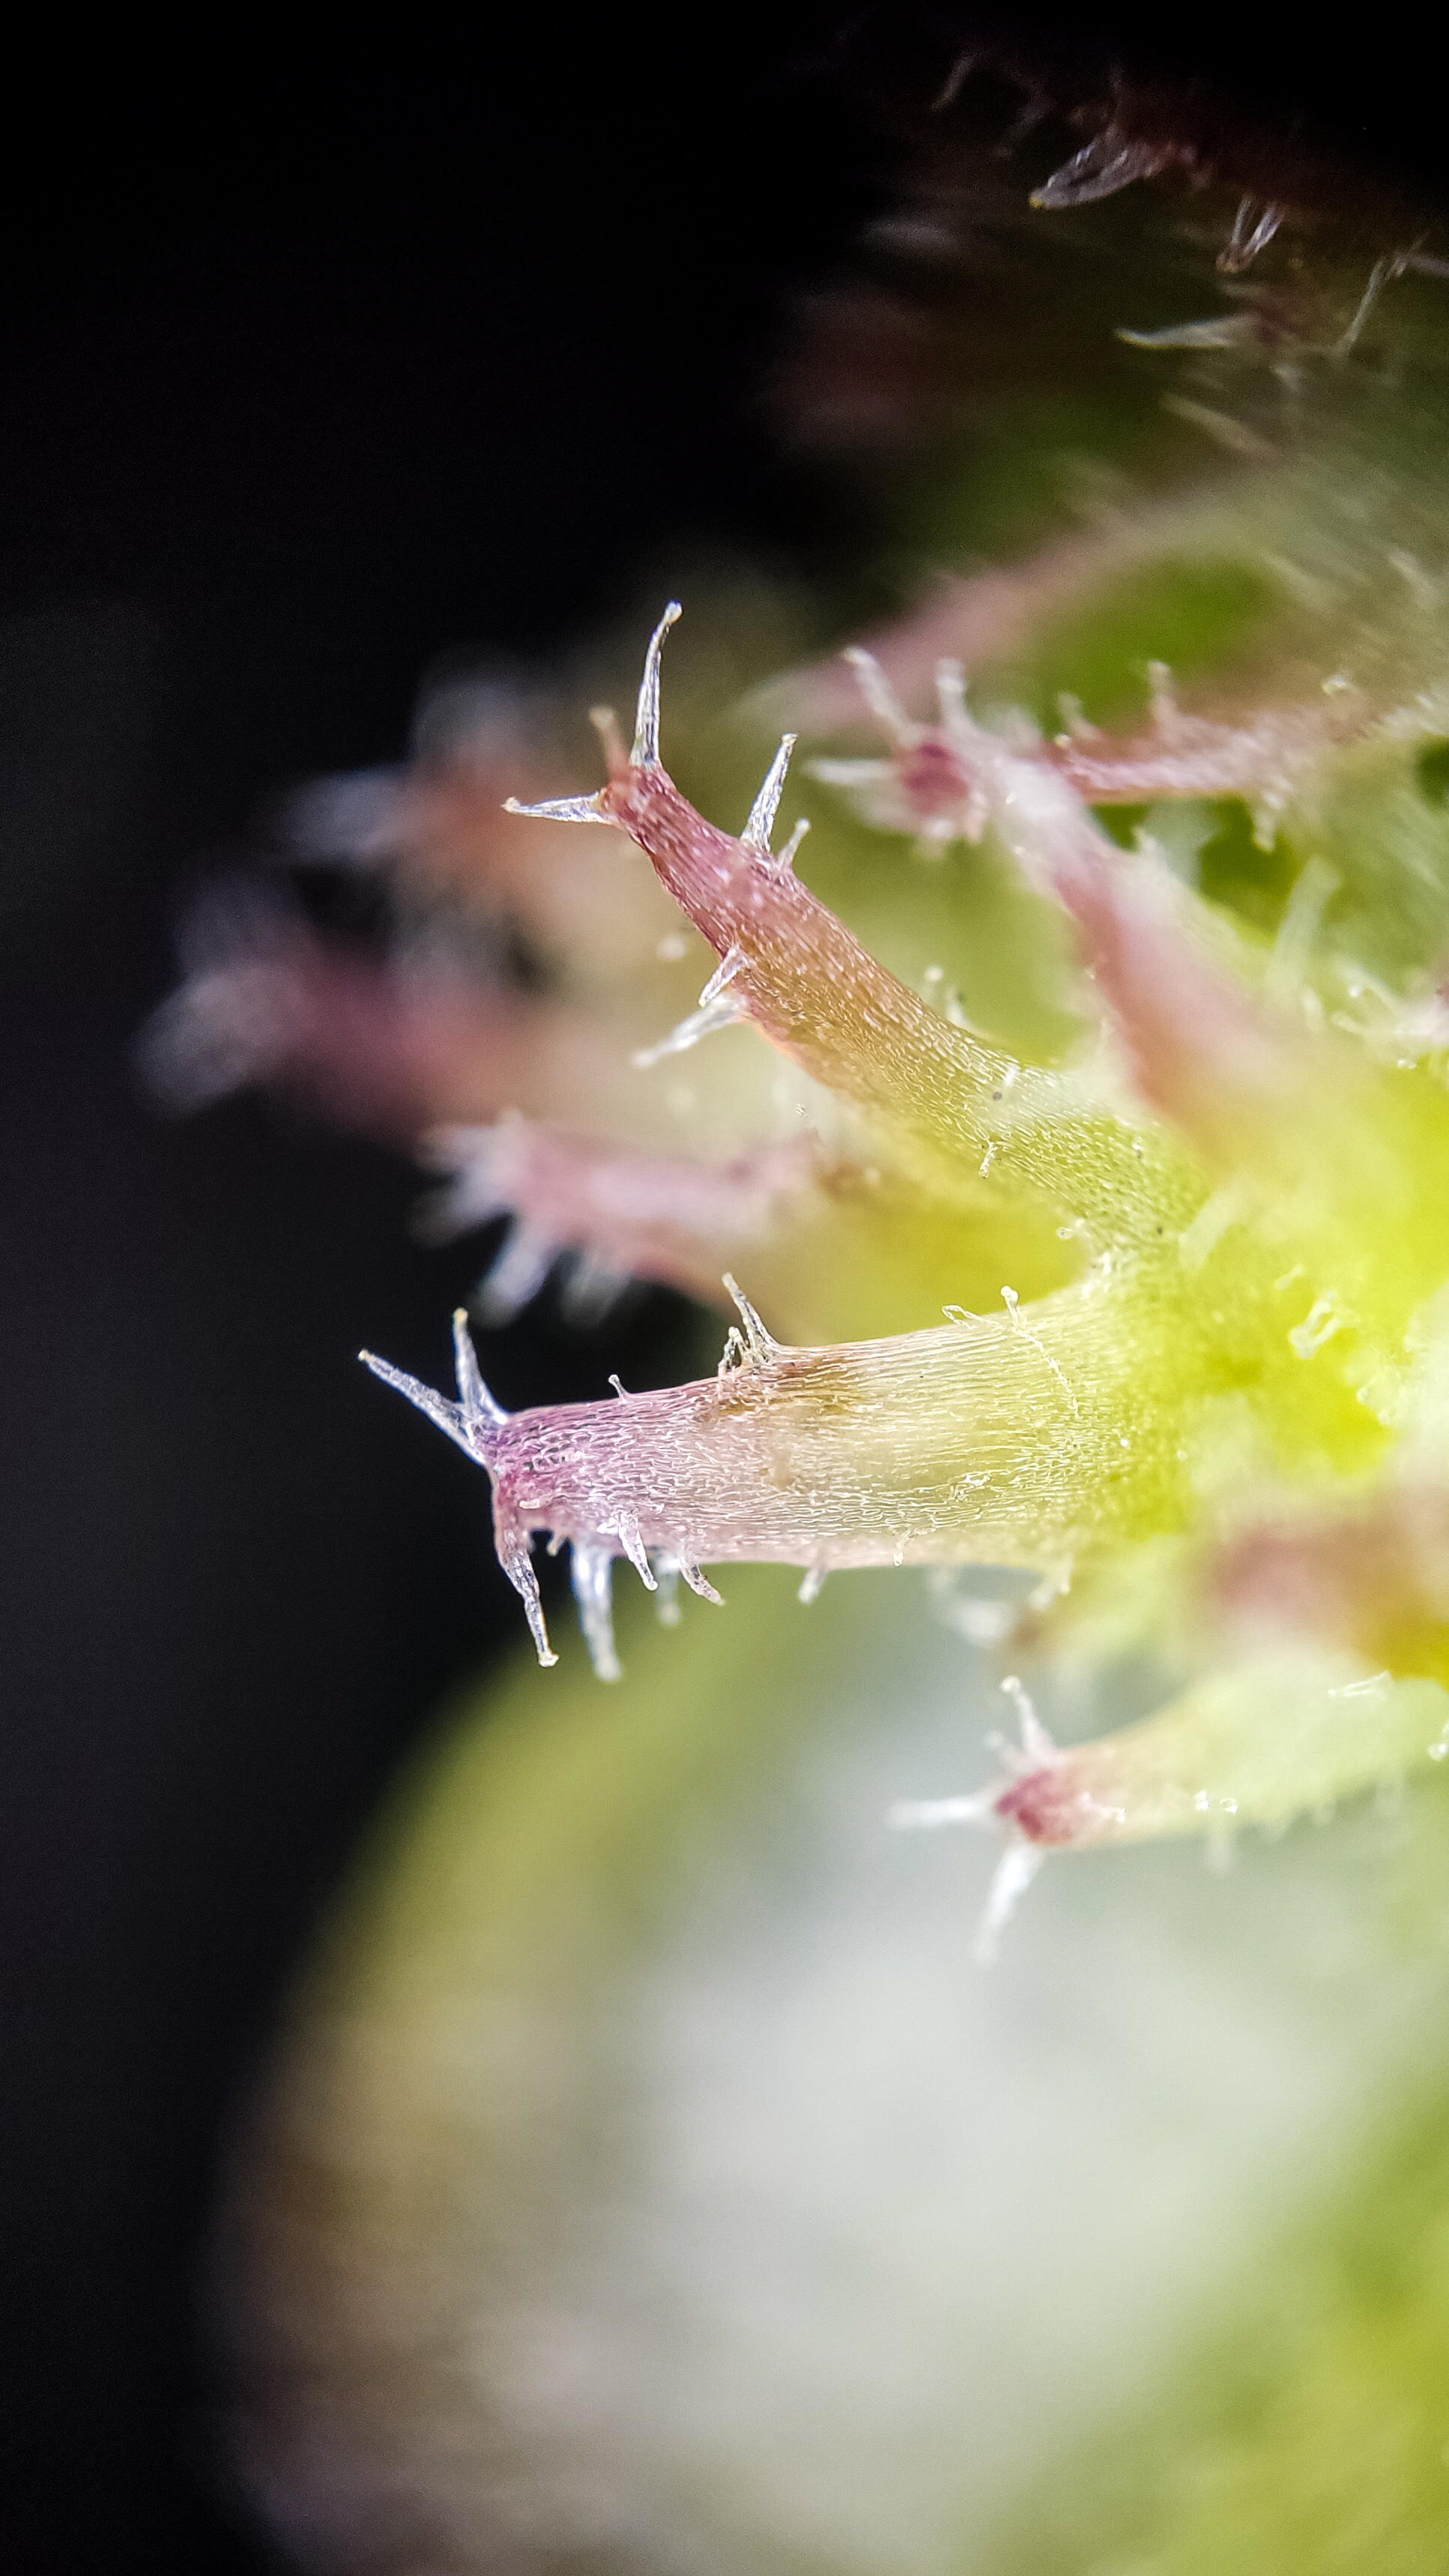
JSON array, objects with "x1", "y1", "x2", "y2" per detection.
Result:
[
  {"x1": 972, "y1": 1842, "x2": 1044, "y2": 1965},
  {"x1": 503, "y1": 791, "x2": 611, "y2": 826},
  {"x1": 680, "y1": 1560, "x2": 724, "y2": 1605},
  {"x1": 888, "y1": 1791, "x2": 996, "y2": 1831},
  {"x1": 611, "y1": 1510, "x2": 657, "y2": 1592},
  {"x1": 742, "y1": 733, "x2": 796, "y2": 854},
  {"x1": 589, "y1": 704, "x2": 629, "y2": 778},
  {"x1": 452, "y1": 1306, "x2": 508, "y2": 1427},
  {"x1": 499, "y1": 1536, "x2": 557, "y2": 1668},
  {"x1": 571, "y1": 1540, "x2": 623, "y2": 1681},
  {"x1": 631, "y1": 981, "x2": 747, "y2": 1067},
  {"x1": 632, "y1": 601, "x2": 683, "y2": 769},
  {"x1": 843, "y1": 645, "x2": 917, "y2": 745},
  {"x1": 935, "y1": 658, "x2": 970, "y2": 726},
  {"x1": 359, "y1": 1346, "x2": 480, "y2": 1463},
  {"x1": 722, "y1": 1271, "x2": 781, "y2": 1360}
]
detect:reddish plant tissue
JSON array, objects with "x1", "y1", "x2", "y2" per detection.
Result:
[{"x1": 154, "y1": 73, "x2": 1449, "y2": 1938}]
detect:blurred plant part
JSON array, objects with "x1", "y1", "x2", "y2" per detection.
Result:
[
  {"x1": 191, "y1": 38, "x2": 1449, "y2": 2572},
  {"x1": 224, "y1": 1574, "x2": 1449, "y2": 2575}
]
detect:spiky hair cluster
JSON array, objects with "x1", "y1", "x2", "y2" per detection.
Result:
[{"x1": 150, "y1": 88, "x2": 1449, "y2": 1935}]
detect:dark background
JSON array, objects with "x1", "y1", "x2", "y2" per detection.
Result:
[{"x1": 1, "y1": 13, "x2": 1442, "y2": 2571}]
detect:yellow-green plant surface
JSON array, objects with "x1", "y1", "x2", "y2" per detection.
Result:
[{"x1": 194, "y1": 61, "x2": 1449, "y2": 2575}]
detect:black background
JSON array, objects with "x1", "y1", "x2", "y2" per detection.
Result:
[{"x1": 1, "y1": 13, "x2": 1442, "y2": 2570}]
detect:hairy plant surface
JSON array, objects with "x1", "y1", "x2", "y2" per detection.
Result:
[{"x1": 190, "y1": 54, "x2": 1449, "y2": 2574}]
